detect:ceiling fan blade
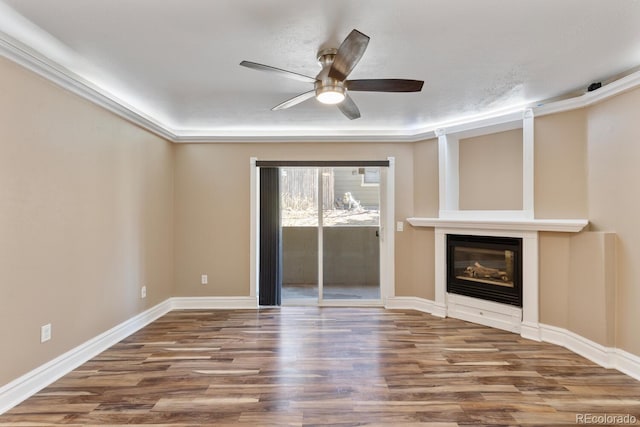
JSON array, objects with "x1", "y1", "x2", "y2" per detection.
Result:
[
  {"x1": 272, "y1": 90, "x2": 316, "y2": 110},
  {"x1": 337, "y1": 94, "x2": 361, "y2": 120},
  {"x1": 328, "y1": 29, "x2": 370, "y2": 81},
  {"x1": 240, "y1": 60, "x2": 317, "y2": 83},
  {"x1": 346, "y1": 79, "x2": 424, "y2": 92}
]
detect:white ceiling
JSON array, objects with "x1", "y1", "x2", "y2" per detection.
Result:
[{"x1": 1, "y1": 0, "x2": 640, "y2": 141}]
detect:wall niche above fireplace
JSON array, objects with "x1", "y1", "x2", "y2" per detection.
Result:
[{"x1": 447, "y1": 234, "x2": 522, "y2": 307}]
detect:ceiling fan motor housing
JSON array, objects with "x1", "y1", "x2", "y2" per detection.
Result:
[{"x1": 315, "y1": 48, "x2": 346, "y2": 104}]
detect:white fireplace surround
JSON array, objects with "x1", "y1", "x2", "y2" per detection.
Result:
[{"x1": 407, "y1": 217, "x2": 588, "y2": 340}]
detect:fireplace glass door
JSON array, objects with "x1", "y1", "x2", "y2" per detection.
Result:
[{"x1": 447, "y1": 235, "x2": 522, "y2": 306}]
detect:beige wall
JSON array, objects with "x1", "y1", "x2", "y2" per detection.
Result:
[
  {"x1": 534, "y1": 109, "x2": 588, "y2": 218},
  {"x1": 537, "y1": 87, "x2": 640, "y2": 355},
  {"x1": 172, "y1": 142, "x2": 424, "y2": 298},
  {"x1": 586, "y1": 87, "x2": 640, "y2": 355},
  {"x1": 413, "y1": 138, "x2": 440, "y2": 217},
  {"x1": 0, "y1": 58, "x2": 174, "y2": 385},
  {"x1": 409, "y1": 138, "x2": 439, "y2": 299},
  {"x1": 459, "y1": 129, "x2": 523, "y2": 210},
  {"x1": 568, "y1": 232, "x2": 616, "y2": 347},
  {"x1": 535, "y1": 108, "x2": 589, "y2": 336},
  {"x1": 539, "y1": 231, "x2": 616, "y2": 347},
  {"x1": 539, "y1": 233, "x2": 571, "y2": 328}
]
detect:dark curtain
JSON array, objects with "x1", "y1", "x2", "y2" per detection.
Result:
[{"x1": 259, "y1": 167, "x2": 281, "y2": 306}]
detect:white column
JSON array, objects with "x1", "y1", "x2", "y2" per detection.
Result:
[
  {"x1": 432, "y1": 228, "x2": 447, "y2": 317},
  {"x1": 437, "y1": 129, "x2": 459, "y2": 217},
  {"x1": 522, "y1": 109, "x2": 535, "y2": 218},
  {"x1": 520, "y1": 230, "x2": 541, "y2": 340}
]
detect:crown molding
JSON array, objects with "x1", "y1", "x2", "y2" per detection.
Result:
[
  {"x1": 428, "y1": 110, "x2": 524, "y2": 139},
  {"x1": 0, "y1": 32, "x2": 177, "y2": 142},
  {"x1": 171, "y1": 129, "x2": 432, "y2": 143},
  {"x1": 2, "y1": 28, "x2": 639, "y2": 143},
  {"x1": 533, "y1": 69, "x2": 640, "y2": 117}
]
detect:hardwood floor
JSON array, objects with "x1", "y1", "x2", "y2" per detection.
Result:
[{"x1": 2, "y1": 307, "x2": 640, "y2": 426}]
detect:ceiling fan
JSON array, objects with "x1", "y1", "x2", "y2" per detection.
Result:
[{"x1": 239, "y1": 29, "x2": 424, "y2": 120}]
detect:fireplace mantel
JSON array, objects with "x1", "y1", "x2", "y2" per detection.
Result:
[
  {"x1": 407, "y1": 216, "x2": 589, "y2": 341},
  {"x1": 407, "y1": 217, "x2": 588, "y2": 233}
]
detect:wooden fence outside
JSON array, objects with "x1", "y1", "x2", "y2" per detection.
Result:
[{"x1": 280, "y1": 168, "x2": 335, "y2": 211}]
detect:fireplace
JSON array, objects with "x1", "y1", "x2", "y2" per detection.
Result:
[{"x1": 447, "y1": 234, "x2": 522, "y2": 307}]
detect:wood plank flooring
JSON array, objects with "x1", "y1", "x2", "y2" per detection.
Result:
[{"x1": 2, "y1": 307, "x2": 640, "y2": 426}]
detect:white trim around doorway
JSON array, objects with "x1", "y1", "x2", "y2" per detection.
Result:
[{"x1": 250, "y1": 157, "x2": 396, "y2": 306}]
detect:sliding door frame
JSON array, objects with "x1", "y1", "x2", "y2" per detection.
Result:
[{"x1": 250, "y1": 157, "x2": 395, "y2": 307}]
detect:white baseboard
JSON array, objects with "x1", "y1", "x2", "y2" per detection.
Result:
[
  {"x1": 540, "y1": 324, "x2": 640, "y2": 381},
  {"x1": 615, "y1": 348, "x2": 640, "y2": 382},
  {"x1": 170, "y1": 296, "x2": 258, "y2": 310},
  {"x1": 539, "y1": 323, "x2": 640, "y2": 382},
  {"x1": 385, "y1": 296, "x2": 436, "y2": 314},
  {"x1": 430, "y1": 304, "x2": 447, "y2": 318},
  {"x1": 0, "y1": 299, "x2": 172, "y2": 415},
  {"x1": 540, "y1": 323, "x2": 616, "y2": 369},
  {"x1": 520, "y1": 321, "x2": 542, "y2": 342}
]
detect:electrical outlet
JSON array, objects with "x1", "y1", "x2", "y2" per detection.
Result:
[
  {"x1": 141, "y1": 286, "x2": 147, "y2": 299},
  {"x1": 396, "y1": 221, "x2": 404, "y2": 232},
  {"x1": 41, "y1": 323, "x2": 51, "y2": 343},
  {"x1": 201, "y1": 274, "x2": 208, "y2": 285}
]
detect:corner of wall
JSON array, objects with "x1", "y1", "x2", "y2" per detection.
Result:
[{"x1": 567, "y1": 231, "x2": 617, "y2": 347}]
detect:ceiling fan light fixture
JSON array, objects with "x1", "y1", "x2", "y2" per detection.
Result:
[{"x1": 316, "y1": 84, "x2": 346, "y2": 104}]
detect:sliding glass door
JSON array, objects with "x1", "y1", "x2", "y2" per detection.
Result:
[{"x1": 280, "y1": 166, "x2": 381, "y2": 304}]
